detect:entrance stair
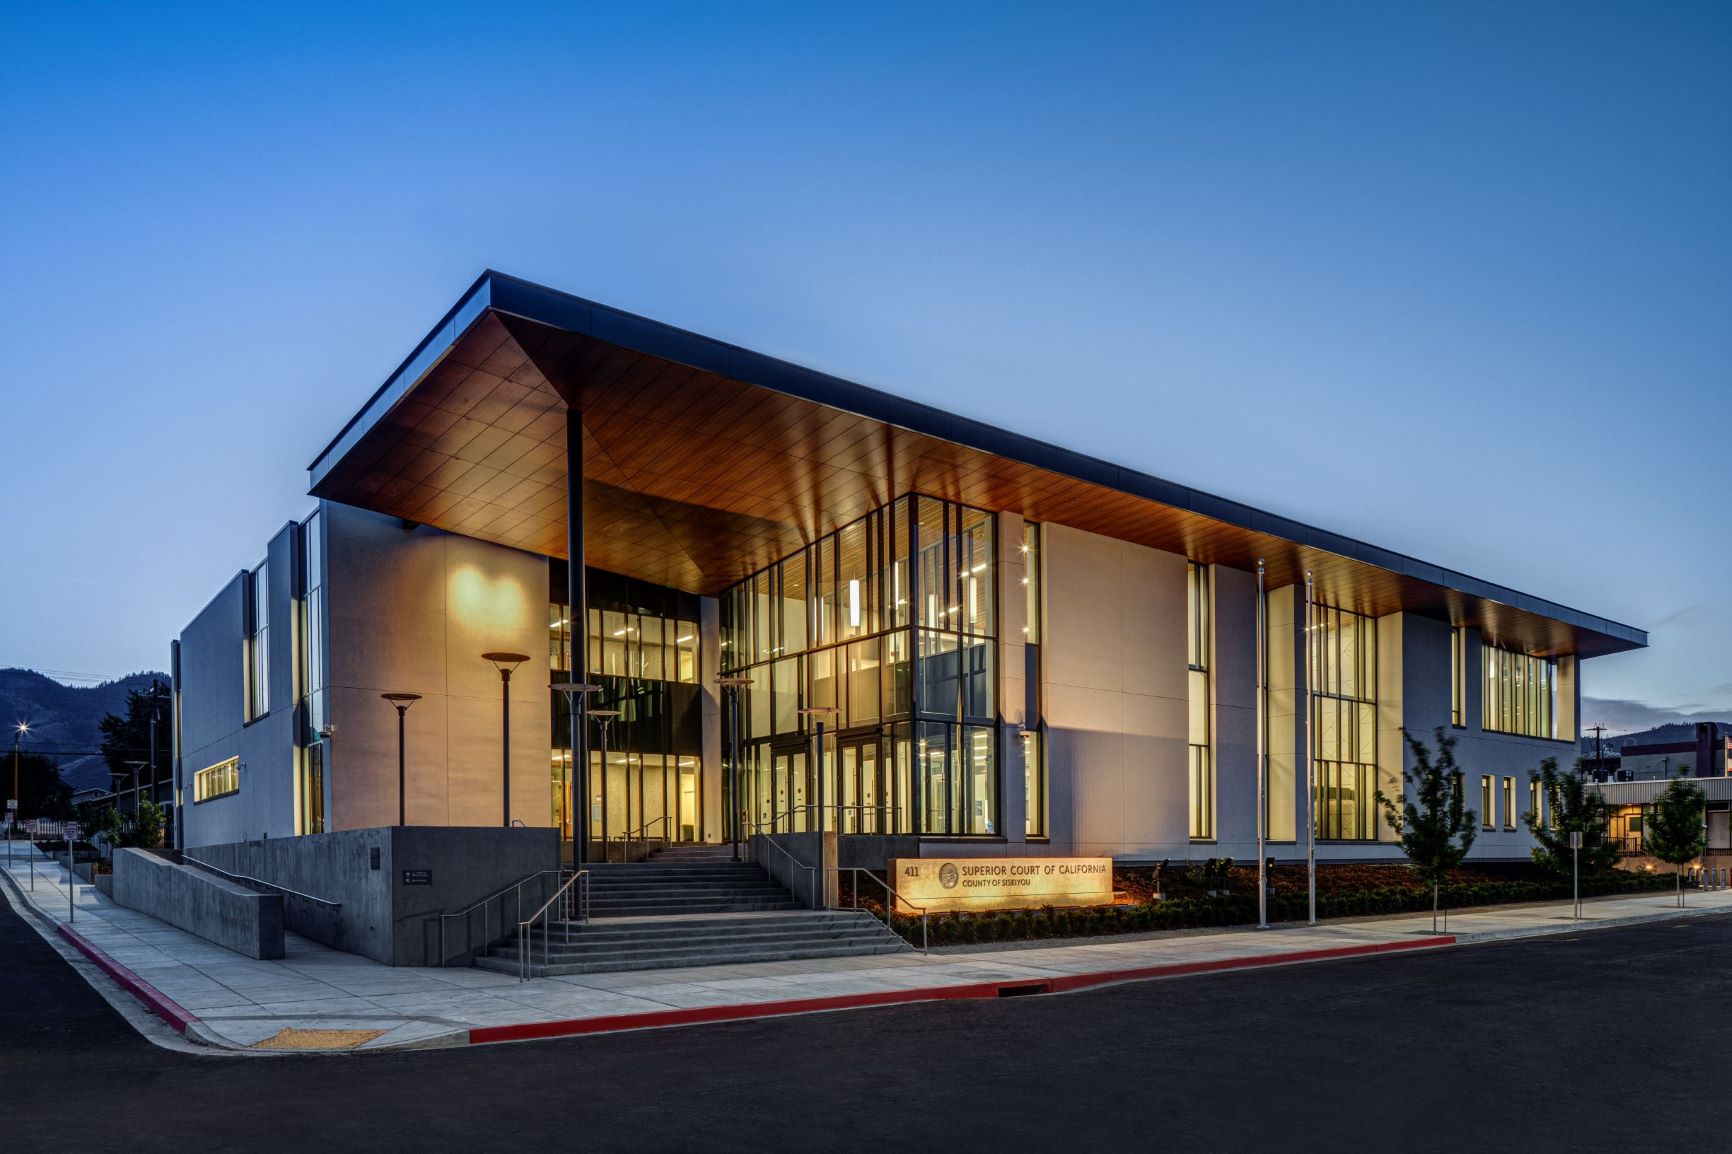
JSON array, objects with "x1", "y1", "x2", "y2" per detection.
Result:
[{"x1": 475, "y1": 848, "x2": 912, "y2": 977}]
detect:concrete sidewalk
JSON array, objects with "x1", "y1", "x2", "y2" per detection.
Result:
[{"x1": 5, "y1": 841, "x2": 1728, "y2": 1054}]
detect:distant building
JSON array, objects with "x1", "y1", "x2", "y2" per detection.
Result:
[
  {"x1": 1617, "y1": 722, "x2": 1732, "y2": 781},
  {"x1": 1597, "y1": 775, "x2": 1732, "y2": 876}
]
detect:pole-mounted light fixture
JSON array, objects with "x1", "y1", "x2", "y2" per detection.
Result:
[
  {"x1": 550, "y1": 681, "x2": 604, "y2": 852},
  {"x1": 483, "y1": 652, "x2": 530, "y2": 828},
  {"x1": 381, "y1": 693, "x2": 421, "y2": 826},
  {"x1": 717, "y1": 675, "x2": 753, "y2": 860}
]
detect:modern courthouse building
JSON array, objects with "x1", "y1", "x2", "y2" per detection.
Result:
[{"x1": 172, "y1": 271, "x2": 1647, "y2": 866}]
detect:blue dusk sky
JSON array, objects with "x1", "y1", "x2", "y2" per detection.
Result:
[{"x1": 1, "y1": 2, "x2": 1727, "y2": 732}]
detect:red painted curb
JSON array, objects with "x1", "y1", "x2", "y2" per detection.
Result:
[
  {"x1": 57, "y1": 923, "x2": 198, "y2": 1035},
  {"x1": 467, "y1": 935, "x2": 1456, "y2": 1045}
]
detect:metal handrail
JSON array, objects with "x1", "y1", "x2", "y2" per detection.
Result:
[
  {"x1": 434, "y1": 869, "x2": 566, "y2": 967},
  {"x1": 739, "y1": 803, "x2": 904, "y2": 835},
  {"x1": 828, "y1": 866, "x2": 928, "y2": 954},
  {"x1": 824, "y1": 804, "x2": 904, "y2": 834},
  {"x1": 746, "y1": 832, "x2": 819, "y2": 909},
  {"x1": 517, "y1": 869, "x2": 590, "y2": 981},
  {"x1": 182, "y1": 855, "x2": 342, "y2": 909},
  {"x1": 739, "y1": 805, "x2": 817, "y2": 836},
  {"x1": 606, "y1": 814, "x2": 675, "y2": 862}
]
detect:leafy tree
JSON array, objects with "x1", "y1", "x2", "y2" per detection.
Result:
[
  {"x1": 1644, "y1": 775, "x2": 1707, "y2": 909},
  {"x1": 99, "y1": 799, "x2": 166, "y2": 849},
  {"x1": 1376, "y1": 728, "x2": 1478, "y2": 932},
  {"x1": 2, "y1": 750, "x2": 74, "y2": 823},
  {"x1": 98, "y1": 680, "x2": 172, "y2": 806},
  {"x1": 1524, "y1": 757, "x2": 1619, "y2": 877}
]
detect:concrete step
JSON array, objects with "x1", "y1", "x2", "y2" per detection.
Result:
[
  {"x1": 648, "y1": 845, "x2": 737, "y2": 861},
  {"x1": 586, "y1": 878, "x2": 793, "y2": 893},
  {"x1": 523, "y1": 911, "x2": 869, "y2": 940},
  {"x1": 587, "y1": 901, "x2": 807, "y2": 917},
  {"x1": 585, "y1": 865, "x2": 775, "y2": 877},
  {"x1": 519, "y1": 917, "x2": 890, "y2": 947}
]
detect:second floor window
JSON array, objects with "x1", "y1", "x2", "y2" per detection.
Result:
[
  {"x1": 1482, "y1": 645, "x2": 1555, "y2": 739},
  {"x1": 245, "y1": 563, "x2": 269, "y2": 721}
]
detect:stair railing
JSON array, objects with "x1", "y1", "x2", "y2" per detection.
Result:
[
  {"x1": 434, "y1": 869, "x2": 567, "y2": 967},
  {"x1": 817, "y1": 804, "x2": 904, "y2": 835},
  {"x1": 516, "y1": 868, "x2": 591, "y2": 981},
  {"x1": 747, "y1": 832, "x2": 819, "y2": 910},
  {"x1": 827, "y1": 867, "x2": 929, "y2": 954},
  {"x1": 608, "y1": 814, "x2": 676, "y2": 863},
  {"x1": 738, "y1": 805, "x2": 818, "y2": 836},
  {"x1": 182, "y1": 854, "x2": 343, "y2": 909}
]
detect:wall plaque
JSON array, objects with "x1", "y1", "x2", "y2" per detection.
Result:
[{"x1": 889, "y1": 856, "x2": 1113, "y2": 914}]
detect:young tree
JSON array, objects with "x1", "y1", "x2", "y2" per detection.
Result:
[
  {"x1": 1524, "y1": 757, "x2": 1619, "y2": 877},
  {"x1": 1643, "y1": 774, "x2": 1707, "y2": 909},
  {"x1": 1377, "y1": 728, "x2": 1478, "y2": 932},
  {"x1": 99, "y1": 798, "x2": 166, "y2": 850}
]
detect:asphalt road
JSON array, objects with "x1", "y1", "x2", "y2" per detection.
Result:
[{"x1": 2, "y1": 892, "x2": 1723, "y2": 1153}]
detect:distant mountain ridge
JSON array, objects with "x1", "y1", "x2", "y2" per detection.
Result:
[
  {"x1": 1577, "y1": 721, "x2": 1732, "y2": 757},
  {"x1": 0, "y1": 668, "x2": 169, "y2": 793}
]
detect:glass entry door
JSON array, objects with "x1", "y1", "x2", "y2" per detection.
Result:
[
  {"x1": 837, "y1": 736, "x2": 884, "y2": 833},
  {"x1": 770, "y1": 746, "x2": 810, "y2": 832}
]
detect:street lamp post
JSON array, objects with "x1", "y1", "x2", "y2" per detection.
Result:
[
  {"x1": 550, "y1": 681, "x2": 603, "y2": 859},
  {"x1": 482, "y1": 653, "x2": 530, "y2": 828},
  {"x1": 380, "y1": 693, "x2": 421, "y2": 826},
  {"x1": 717, "y1": 675, "x2": 753, "y2": 861},
  {"x1": 1255, "y1": 560, "x2": 1268, "y2": 930},
  {"x1": 1304, "y1": 568, "x2": 1316, "y2": 927},
  {"x1": 590, "y1": 709, "x2": 621, "y2": 859},
  {"x1": 9, "y1": 722, "x2": 27, "y2": 865},
  {"x1": 798, "y1": 706, "x2": 838, "y2": 912},
  {"x1": 125, "y1": 760, "x2": 149, "y2": 817}
]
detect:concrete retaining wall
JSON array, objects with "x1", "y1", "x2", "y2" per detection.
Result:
[
  {"x1": 188, "y1": 826, "x2": 559, "y2": 966},
  {"x1": 110, "y1": 848, "x2": 285, "y2": 959}
]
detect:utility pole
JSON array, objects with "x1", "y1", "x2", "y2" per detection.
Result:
[{"x1": 1589, "y1": 724, "x2": 1606, "y2": 778}]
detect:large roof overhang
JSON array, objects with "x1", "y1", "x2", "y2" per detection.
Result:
[{"x1": 308, "y1": 271, "x2": 1646, "y2": 659}]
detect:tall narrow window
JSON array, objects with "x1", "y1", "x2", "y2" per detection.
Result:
[
  {"x1": 1450, "y1": 627, "x2": 1466, "y2": 727},
  {"x1": 1312, "y1": 604, "x2": 1377, "y2": 841},
  {"x1": 1481, "y1": 775, "x2": 1496, "y2": 829},
  {"x1": 1529, "y1": 778, "x2": 1541, "y2": 828},
  {"x1": 245, "y1": 562, "x2": 269, "y2": 722},
  {"x1": 1502, "y1": 777, "x2": 1516, "y2": 830},
  {"x1": 299, "y1": 514, "x2": 326, "y2": 834},
  {"x1": 1023, "y1": 520, "x2": 1046, "y2": 837},
  {"x1": 1187, "y1": 562, "x2": 1213, "y2": 840},
  {"x1": 1481, "y1": 644, "x2": 1556, "y2": 739}
]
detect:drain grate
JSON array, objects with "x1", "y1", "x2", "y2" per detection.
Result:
[
  {"x1": 252, "y1": 1028, "x2": 386, "y2": 1051},
  {"x1": 996, "y1": 982, "x2": 1052, "y2": 998}
]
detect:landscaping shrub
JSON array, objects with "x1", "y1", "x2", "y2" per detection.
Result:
[{"x1": 885, "y1": 863, "x2": 1676, "y2": 949}]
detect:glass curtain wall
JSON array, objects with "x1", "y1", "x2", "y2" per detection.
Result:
[
  {"x1": 1481, "y1": 645, "x2": 1555, "y2": 739},
  {"x1": 549, "y1": 567, "x2": 702, "y2": 852},
  {"x1": 1311, "y1": 604, "x2": 1378, "y2": 841},
  {"x1": 722, "y1": 495, "x2": 997, "y2": 836}
]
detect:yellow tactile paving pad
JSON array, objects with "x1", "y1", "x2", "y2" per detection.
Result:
[{"x1": 252, "y1": 1027, "x2": 386, "y2": 1051}]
